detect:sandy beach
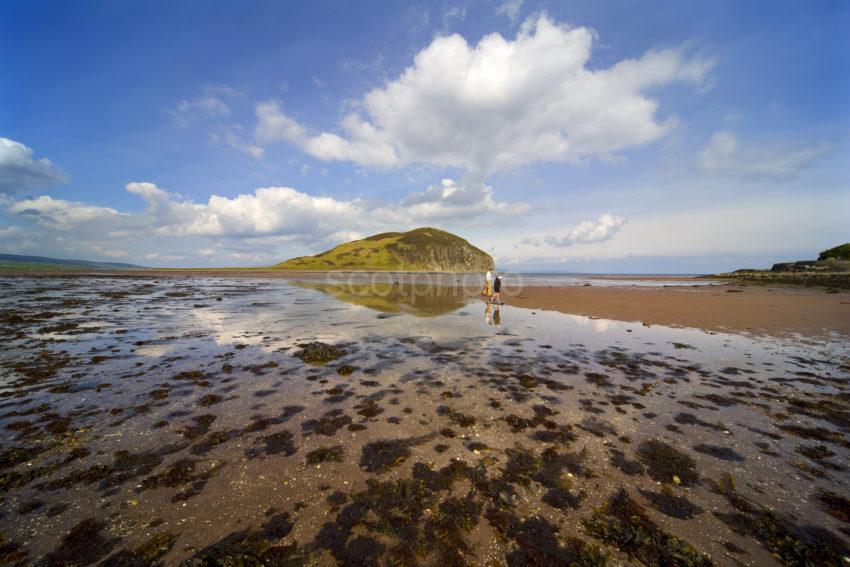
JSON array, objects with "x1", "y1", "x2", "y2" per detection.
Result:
[{"x1": 504, "y1": 283, "x2": 850, "y2": 338}]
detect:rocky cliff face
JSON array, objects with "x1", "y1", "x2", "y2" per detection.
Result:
[{"x1": 274, "y1": 227, "x2": 493, "y2": 272}]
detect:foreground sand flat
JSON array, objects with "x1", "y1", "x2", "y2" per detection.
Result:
[{"x1": 0, "y1": 274, "x2": 848, "y2": 565}]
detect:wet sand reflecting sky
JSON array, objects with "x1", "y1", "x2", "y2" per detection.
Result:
[{"x1": 0, "y1": 276, "x2": 848, "y2": 566}]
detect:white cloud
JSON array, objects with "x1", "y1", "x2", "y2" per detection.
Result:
[
  {"x1": 0, "y1": 138, "x2": 69, "y2": 194},
  {"x1": 495, "y1": 0, "x2": 523, "y2": 24},
  {"x1": 400, "y1": 178, "x2": 529, "y2": 220},
  {"x1": 696, "y1": 131, "x2": 831, "y2": 181},
  {"x1": 127, "y1": 182, "x2": 360, "y2": 238},
  {"x1": 144, "y1": 252, "x2": 185, "y2": 261},
  {"x1": 8, "y1": 178, "x2": 526, "y2": 252},
  {"x1": 8, "y1": 195, "x2": 126, "y2": 229},
  {"x1": 254, "y1": 101, "x2": 307, "y2": 145},
  {"x1": 254, "y1": 15, "x2": 712, "y2": 175},
  {"x1": 523, "y1": 214, "x2": 626, "y2": 247}
]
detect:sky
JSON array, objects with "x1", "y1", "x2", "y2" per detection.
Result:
[{"x1": 1, "y1": 0, "x2": 848, "y2": 273}]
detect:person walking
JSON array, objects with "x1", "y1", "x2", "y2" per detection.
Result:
[
  {"x1": 490, "y1": 274, "x2": 503, "y2": 304},
  {"x1": 482, "y1": 267, "x2": 493, "y2": 296}
]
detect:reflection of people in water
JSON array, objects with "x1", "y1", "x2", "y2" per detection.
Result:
[{"x1": 485, "y1": 302, "x2": 501, "y2": 326}]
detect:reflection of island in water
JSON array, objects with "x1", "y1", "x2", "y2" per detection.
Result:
[{"x1": 294, "y1": 281, "x2": 470, "y2": 317}]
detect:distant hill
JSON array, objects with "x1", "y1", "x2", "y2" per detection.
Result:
[
  {"x1": 0, "y1": 253, "x2": 142, "y2": 271},
  {"x1": 274, "y1": 227, "x2": 493, "y2": 272}
]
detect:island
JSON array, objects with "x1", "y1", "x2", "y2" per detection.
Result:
[{"x1": 274, "y1": 227, "x2": 493, "y2": 272}]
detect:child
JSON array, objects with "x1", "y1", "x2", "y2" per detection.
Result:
[{"x1": 490, "y1": 274, "x2": 503, "y2": 304}]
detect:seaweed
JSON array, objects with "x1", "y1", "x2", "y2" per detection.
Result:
[
  {"x1": 259, "y1": 430, "x2": 297, "y2": 456},
  {"x1": 495, "y1": 513, "x2": 607, "y2": 567},
  {"x1": 608, "y1": 448, "x2": 645, "y2": 476},
  {"x1": 302, "y1": 409, "x2": 352, "y2": 436},
  {"x1": 639, "y1": 486, "x2": 704, "y2": 519},
  {"x1": 692, "y1": 443, "x2": 745, "y2": 462},
  {"x1": 336, "y1": 364, "x2": 357, "y2": 376},
  {"x1": 36, "y1": 518, "x2": 120, "y2": 566},
  {"x1": 101, "y1": 532, "x2": 178, "y2": 566},
  {"x1": 293, "y1": 342, "x2": 348, "y2": 365},
  {"x1": 584, "y1": 488, "x2": 713, "y2": 566},
  {"x1": 710, "y1": 473, "x2": 849, "y2": 566},
  {"x1": 355, "y1": 399, "x2": 384, "y2": 418},
  {"x1": 0, "y1": 534, "x2": 28, "y2": 566},
  {"x1": 305, "y1": 445, "x2": 344, "y2": 465},
  {"x1": 436, "y1": 406, "x2": 476, "y2": 427},
  {"x1": 197, "y1": 394, "x2": 223, "y2": 407},
  {"x1": 817, "y1": 490, "x2": 850, "y2": 524},
  {"x1": 636, "y1": 439, "x2": 699, "y2": 486},
  {"x1": 359, "y1": 434, "x2": 436, "y2": 473}
]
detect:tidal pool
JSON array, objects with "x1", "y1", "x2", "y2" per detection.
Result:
[{"x1": 0, "y1": 276, "x2": 848, "y2": 566}]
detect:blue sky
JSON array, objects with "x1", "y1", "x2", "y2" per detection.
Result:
[{"x1": 1, "y1": 0, "x2": 847, "y2": 272}]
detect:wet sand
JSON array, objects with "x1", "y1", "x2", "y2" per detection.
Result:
[
  {"x1": 503, "y1": 284, "x2": 850, "y2": 338},
  {"x1": 6, "y1": 269, "x2": 849, "y2": 338},
  {"x1": 1, "y1": 275, "x2": 848, "y2": 566}
]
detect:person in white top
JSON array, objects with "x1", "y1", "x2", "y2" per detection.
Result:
[{"x1": 483, "y1": 267, "x2": 493, "y2": 297}]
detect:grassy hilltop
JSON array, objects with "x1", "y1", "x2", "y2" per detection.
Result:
[{"x1": 274, "y1": 227, "x2": 493, "y2": 272}]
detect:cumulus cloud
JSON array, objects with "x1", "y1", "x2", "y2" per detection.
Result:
[
  {"x1": 495, "y1": 0, "x2": 523, "y2": 24},
  {"x1": 0, "y1": 138, "x2": 69, "y2": 194},
  {"x1": 8, "y1": 195, "x2": 126, "y2": 229},
  {"x1": 127, "y1": 182, "x2": 361, "y2": 238},
  {"x1": 255, "y1": 15, "x2": 712, "y2": 175},
  {"x1": 522, "y1": 214, "x2": 626, "y2": 247},
  {"x1": 696, "y1": 130, "x2": 831, "y2": 181},
  {"x1": 401, "y1": 178, "x2": 529, "y2": 220},
  {"x1": 8, "y1": 177, "x2": 526, "y2": 246}
]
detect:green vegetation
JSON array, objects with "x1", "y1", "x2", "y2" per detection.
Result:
[
  {"x1": 0, "y1": 253, "x2": 140, "y2": 271},
  {"x1": 818, "y1": 243, "x2": 850, "y2": 261},
  {"x1": 274, "y1": 227, "x2": 493, "y2": 272}
]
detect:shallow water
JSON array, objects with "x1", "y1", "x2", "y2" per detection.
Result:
[{"x1": 0, "y1": 276, "x2": 847, "y2": 566}]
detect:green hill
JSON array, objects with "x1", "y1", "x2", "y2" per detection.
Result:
[
  {"x1": 818, "y1": 243, "x2": 850, "y2": 261},
  {"x1": 0, "y1": 253, "x2": 142, "y2": 271},
  {"x1": 274, "y1": 227, "x2": 493, "y2": 272}
]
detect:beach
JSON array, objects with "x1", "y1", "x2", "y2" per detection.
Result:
[
  {"x1": 505, "y1": 282, "x2": 850, "y2": 338},
  {"x1": 0, "y1": 272, "x2": 848, "y2": 565}
]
